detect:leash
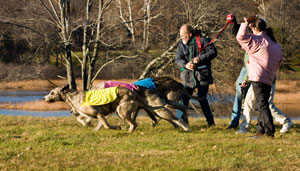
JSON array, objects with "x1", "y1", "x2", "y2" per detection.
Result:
[{"x1": 196, "y1": 14, "x2": 233, "y2": 53}]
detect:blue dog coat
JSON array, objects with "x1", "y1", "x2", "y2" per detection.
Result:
[{"x1": 133, "y1": 78, "x2": 156, "y2": 90}]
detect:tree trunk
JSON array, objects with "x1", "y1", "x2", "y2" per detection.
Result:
[
  {"x1": 65, "y1": 44, "x2": 77, "y2": 90},
  {"x1": 142, "y1": 0, "x2": 150, "y2": 53},
  {"x1": 86, "y1": 0, "x2": 106, "y2": 90},
  {"x1": 60, "y1": 0, "x2": 76, "y2": 90},
  {"x1": 139, "y1": 38, "x2": 180, "y2": 79},
  {"x1": 81, "y1": 0, "x2": 92, "y2": 90}
]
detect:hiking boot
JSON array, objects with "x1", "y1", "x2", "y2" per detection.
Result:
[
  {"x1": 226, "y1": 125, "x2": 238, "y2": 130},
  {"x1": 280, "y1": 121, "x2": 293, "y2": 133},
  {"x1": 235, "y1": 127, "x2": 249, "y2": 134}
]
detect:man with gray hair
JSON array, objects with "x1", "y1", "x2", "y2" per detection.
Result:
[{"x1": 175, "y1": 24, "x2": 217, "y2": 126}]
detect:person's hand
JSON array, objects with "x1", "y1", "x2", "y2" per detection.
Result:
[
  {"x1": 192, "y1": 57, "x2": 200, "y2": 64},
  {"x1": 240, "y1": 80, "x2": 248, "y2": 88},
  {"x1": 243, "y1": 17, "x2": 248, "y2": 24},
  {"x1": 185, "y1": 61, "x2": 195, "y2": 70}
]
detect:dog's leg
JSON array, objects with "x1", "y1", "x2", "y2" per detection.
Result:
[
  {"x1": 76, "y1": 115, "x2": 88, "y2": 126},
  {"x1": 96, "y1": 115, "x2": 121, "y2": 130},
  {"x1": 154, "y1": 108, "x2": 190, "y2": 131},
  {"x1": 143, "y1": 108, "x2": 158, "y2": 127},
  {"x1": 125, "y1": 115, "x2": 137, "y2": 133},
  {"x1": 173, "y1": 119, "x2": 190, "y2": 131},
  {"x1": 85, "y1": 116, "x2": 92, "y2": 126},
  {"x1": 131, "y1": 107, "x2": 139, "y2": 122},
  {"x1": 117, "y1": 102, "x2": 138, "y2": 133},
  {"x1": 94, "y1": 119, "x2": 103, "y2": 131}
]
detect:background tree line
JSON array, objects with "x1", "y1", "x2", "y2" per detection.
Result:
[{"x1": 0, "y1": 0, "x2": 299, "y2": 91}]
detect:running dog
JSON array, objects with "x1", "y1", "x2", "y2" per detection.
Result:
[{"x1": 43, "y1": 85, "x2": 190, "y2": 132}]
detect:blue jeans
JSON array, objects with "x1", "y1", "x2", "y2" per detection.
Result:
[
  {"x1": 177, "y1": 84, "x2": 214, "y2": 125},
  {"x1": 230, "y1": 67, "x2": 249, "y2": 126}
]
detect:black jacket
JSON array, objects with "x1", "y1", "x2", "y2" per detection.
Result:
[{"x1": 175, "y1": 31, "x2": 217, "y2": 88}]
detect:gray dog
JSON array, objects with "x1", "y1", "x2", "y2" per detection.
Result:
[
  {"x1": 43, "y1": 84, "x2": 190, "y2": 132},
  {"x1": 69, "y1": 76, "x2": 203, "y2": 128},
  {"x1": 131, "y1": 76, "x2": 204, "y2": 123}
]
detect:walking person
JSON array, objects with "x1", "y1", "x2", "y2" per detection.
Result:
[
  {"x1": 175, "y1": 24, "x2": 217, "y2": 126},
  {"x1": 236, "y1": 15, "x2": 283, "y2": 138},
  {"x1": 227, "y1": 15, "x2": 250, "y2": 130},
  {"x1": 237, "y1": 78, "x2": 294, "y2": 134}
]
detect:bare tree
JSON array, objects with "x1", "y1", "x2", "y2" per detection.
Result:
[
  {"x1": 78, "y1": 0, "x2": 113, "y2": 90},
  {"x1": 117, "y1": 0, "x2": 136, "y2": 44},
  {"x1": 0, "y1": 0, "x2": 299, "y2": 83},
  {"x1": 38, "y1": 0, "x2": 77, "y2": 89},
  {"x1": 142, "y1": 0, "x2": 162, "y2": 52}
]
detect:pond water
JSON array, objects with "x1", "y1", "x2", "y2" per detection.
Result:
[
  {"x1": 0, "y1": 90, "x2": 298, "y2": 120},
  {"x1": 0, "y1": 109, "x2": 71, "y2": 117},
  {"x1": 0, "y1": 91, "x2": 48, "y2": 103}
]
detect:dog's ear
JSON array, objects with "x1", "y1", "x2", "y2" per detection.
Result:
[{"x1": 60, "y1": 84, "x2": 70, "y2": 93}]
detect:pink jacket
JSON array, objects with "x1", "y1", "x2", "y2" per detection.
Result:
[{"x1": 236, "y1": 23, "x2": 283, "y2": 86}]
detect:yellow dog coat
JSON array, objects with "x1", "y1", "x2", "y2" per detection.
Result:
[{"x1": 81, "y1": 87, "x2": 119, "y2": 106}]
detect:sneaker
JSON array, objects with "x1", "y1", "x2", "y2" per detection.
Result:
[
  {"x1": 226, "y1": 125, "x2": 238, "y2": 130},
  {"x1": 235, "y1": 127, "x2": 249, "y2": 134},
  {"x1": 280, "y1": 121, "x2": 293, "y2": 133}
]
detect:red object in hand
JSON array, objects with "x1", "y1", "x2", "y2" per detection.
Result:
[{"x1": 227, "y1": 14, "x2": 233, "y2": 24}]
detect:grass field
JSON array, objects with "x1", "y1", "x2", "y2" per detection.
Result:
[{"x1": 0, "y1": 116, "x2": 299, "y2": 170}]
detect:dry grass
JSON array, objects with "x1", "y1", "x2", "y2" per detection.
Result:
[
  {"x1": 0, "y1": 79, "x2": 136, "y2": 91},
  {"x1": 275, "y1": 80, "x2": 300, "y2": 93},
  {"x1": 0, "y1": 101, "x2": 70, "y2": 111},
  {"x1": 273, "y1": 80, "x2": 300, "y2": 104},
  {"x1": 274, "y1": 92, "x2": 300, "y2": 104},
  {"x1": 0, "y1": 80, "x2": 64, "y2": 90}
]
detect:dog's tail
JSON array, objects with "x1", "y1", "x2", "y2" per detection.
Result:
[
  {"x1": 165, "y1": 100, "x2": 193, "y2": 110},
  {"x1": 179, "y1": 84, "x2": 206, "y2": 101},
  {"x1": 189, "y1": 102, "x2": 203, "y2": 117}
]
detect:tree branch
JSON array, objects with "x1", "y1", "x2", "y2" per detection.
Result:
[{"x1": 91, "y1": 55, "x2": 138, "y2": 83}]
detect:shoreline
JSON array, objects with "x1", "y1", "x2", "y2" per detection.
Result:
[{"x1": 0, "y1": 79, "x2": 299, "y2": 113}]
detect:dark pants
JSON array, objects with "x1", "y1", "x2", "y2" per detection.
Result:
[
  {"x1": 251, "y1": 81, "x2": 275, "y2": 136},
  {"x1": 181, "y1": 85, "x2": 215, "y2": 125}
]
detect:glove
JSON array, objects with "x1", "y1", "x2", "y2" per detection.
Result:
[{"x1": 227, "y1": 14, "x2": 234, "y2": 24}]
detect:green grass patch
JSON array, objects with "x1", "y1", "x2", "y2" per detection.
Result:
[{"x1": 0, "y1": 116, "x2": 299, "y2": 170}]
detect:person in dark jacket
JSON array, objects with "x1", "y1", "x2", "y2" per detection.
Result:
[{"x1": 175, "y1": 24, "x2": 217, "y2": 126}]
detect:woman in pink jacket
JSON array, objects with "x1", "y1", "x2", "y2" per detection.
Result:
[{"x1": 236, "y1": 15, "x2": 283, "y2": 138}]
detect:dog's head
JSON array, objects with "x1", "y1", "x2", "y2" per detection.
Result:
[{"x1": 43, "y1": 84, "x2": 69, "y2": 102}]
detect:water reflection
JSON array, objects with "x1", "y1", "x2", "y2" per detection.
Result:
[
  {"x1": 206, "y1": 94, "x2": 235, "y2": 103},
  {"x1": 0, "y1": 109, "x2": 71, "y2": 117},
  {"x1": 0, "y1": 91, "x2": 48, "y2": 103}
]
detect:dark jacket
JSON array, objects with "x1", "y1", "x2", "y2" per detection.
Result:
[{"x1": 175, "y1": 30, "x2": 217, "y2": 88}]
